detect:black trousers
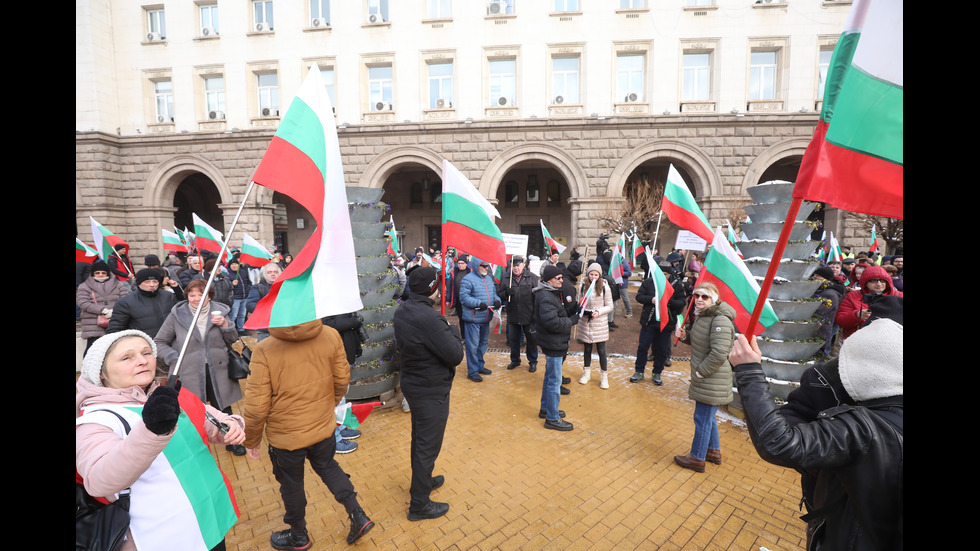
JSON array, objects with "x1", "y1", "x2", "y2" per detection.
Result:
[
  {"x1": 403, "y1": 391, "x2": 451, "y2": 509},
  {"x1": 269, "y1": 434, "x2": 359, "y2": 531}
]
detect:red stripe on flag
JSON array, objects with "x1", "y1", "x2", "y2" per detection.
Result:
[
  {"x1": 195, "y1": 236, "x2": 224, "y2": 254},
  {"x1": 252, "y1": 137, "x2": 326, "y2": 225},
  {"x1": 696, "y1": 272, "x2": 760, "y2": 335},
  {"x1": 443, "y1": 221, "x2": 507, "y2": 266},
  {"x1": 661, "y1": 199, "x2": 714, "y2": 243},
  {"x1": 239, "y1": 253, "x2": 272, "y2": 268}
]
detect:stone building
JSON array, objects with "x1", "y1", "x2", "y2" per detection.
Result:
[{"x1": 77, "y1": 0, "x2": 865, "y2": 262}]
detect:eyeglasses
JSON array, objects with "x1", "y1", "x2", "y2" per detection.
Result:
[
  {"x1": 867, "y1": 279, "x2": 887, "y2": 285},
  {"x1": 692, "y1": 293, "x2": 712, "y2": 300}
]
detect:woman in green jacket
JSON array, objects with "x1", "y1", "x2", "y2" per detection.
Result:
[{"x1": 673, "y1": 282, "x2": 736, "y2": 473}]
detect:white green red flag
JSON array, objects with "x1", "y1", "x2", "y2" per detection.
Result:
[
  {"x1": 89, "y1": 217, "x2": 129, "y2": 262},
  {"x1": 607, "y1": 234, "x2": 626, "y2": 284},
  {"x1": 442, "y1": 159, "x2": 507, "y2": 266},
  {"x1": 662, "y1": 164, "x2": 714, "y2": 243},
  {"x1": 578, "y1": 278, "x2": 596, "y2": 315},
  {"x1": 162, "y1": 229, "x2": 189, "y2": 253},
  {"x1": 76, "y1": 239, "x2": 99, "y2": 262},
  {"x1": 386, "y1": 216, "x2": 400, "y2": 256},
  {"x1": 869, "y1": 225, "x2": 879, "y2": 252},
  {"x1": 245, "y1": 63, "x2": 363, "y2": 329},
  {"x1": 828, "y1": 232, "x2": 843, "y2": 262},
  {"x1": 698, "y1": 229, "x2": 779, "y2": 334},
  {"x1": 644, "y1": 248, "x2": 675, "y2": 330},
  {"x1": 726, "y1": 221, "x2": 744, "y2": 258},
  {"x1": 793, "y1": 0, "x2": 903, "y2": 219},
  {"x1": 540, "y1": 220, "x2": 566, "y2": 256},
  {"x1": 192, "y1": 213, "x2": 225, "y2": 254},
  {"x1": 630, "y1": 233, "x2": 645, "y2": 270},
  {"x1": 335, "y1": 402, "x2": 380, "y2": 429},
  {"x1": 239, "y1": 233, "x2": 275, "y2": 268}
]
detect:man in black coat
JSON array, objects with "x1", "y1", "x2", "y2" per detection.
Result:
[
  {"x1": 106, "y1": 268, "x2": 178, "y2": 340},
  {"x1": 533, "y1": 265, "x2": 580, "y2": 431},
  {"x1": 728, "y1": 317, "x2": 903, "y2": 551},
  {"x1": 393, "y1": 267, "x2": 464, "y2": 522},
  {"x1": 497, "y1": 256, "x2": 539, "y2": 372},
  {"x1": 630, "y1": 259, "x2": 687, "y2": 385}
]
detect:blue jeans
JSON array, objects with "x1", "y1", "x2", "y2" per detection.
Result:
[
  {"x1": 230, "y1": 298, "x2": 248, "y2": 331},
  {"x1": 691, "y1": 401, "x2": 721, "y2": 461},
  {"x1": 540, "y1": 355, "x2": 563, "y2": 421},
  {"x1": 635, "y1": 322, "x2": 672, "y2": 374},
  {"x1": 463, "y1": 322, "x2": 489, "y2": 377},
  {"x1": 507, "y1": 323, "x2": 538, "y2": 366}
]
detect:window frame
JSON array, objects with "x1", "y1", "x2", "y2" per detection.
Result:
[
  {"x1": 368, "y1": 64, "x2": 394, "y2": 111},
  {"x1": 488, "y1": 58, "x2": 517, "y2": 107},
  {"x1": 616, "y1": 53, "x2": 645, "y2": 102},
  {"x1": 256, "y1": 72, "x2": 280, "y2": 117},
  {"x1": 427, "y1": 0, "x2": 451, "y2": 19},
  {"x1": 153, "y1": 79, "x2": 174, "y2": 123},
  {"x1": 310, "y1": 0, "x2": 330, "y2": 26},
  {"x1": 253, "y1": 0, "x2": 274, "y2": 31},
  {"x1": 427, "y1": 60, "x2": 454, "y2": 109},
  {"x1": 199, "y1": 3, "x2": 219, "y2": 35},
  {"x1": 551, "y1": 56, "x2": 580, "y2": 105},
  {"x1": 749, "y1": 50, "x2": 778, "y2": 101},
  {"x1": 145, "y1": 7, "x2": 166, "y2": 39},
  {"x1": 366, "y1": 0, "x2": 389, "y2": 23}
]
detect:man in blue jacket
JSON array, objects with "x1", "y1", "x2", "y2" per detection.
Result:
[{"x1": 458, "y1": 258, "x2": 501, "y2": 382}]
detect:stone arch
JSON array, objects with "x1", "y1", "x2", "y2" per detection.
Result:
[
  {"x1": 479, "y1": 142, "x2": 588, "y2": 200},
  {"x1": 144, "y1": 154, "x2": 235, "y2": 206},
  {"x1": 607, "y1": 140, "x2": 721, "y2": 199},
  {"x1": 740, "y1": 137, "x2": 811, "y2": 193},
  {"x1": 357, "y1": 146, "x2": 443, "y2": 188}
]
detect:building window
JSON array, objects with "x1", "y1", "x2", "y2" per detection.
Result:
[
  {"x1": 320, "y1": 68, "x2": 336, "y2": 110},
  {"x1": 489, "y1": 59, "x2": 516, "y2": 106},
  {"x1": 310, "y1": 0, "x2": 329, "y2": 26},
  {"x1": 817, "y1": 49, "x2": 833, "y2": 100},
  {"x1": 547, "y1": 180, "x2": 561, "y2": 205},
  {"x1": 488, "y1": 0, "x2": 515, "y2": 15},
  {"x1": 526, "y1": 175, "x2": 539, "y2": 205},
  {"x1": 257, "y1": 73, "x2": 279, "y2": 116},
  {"x1": 428, "y1": 62, "x2": 453, "y2": 109},
  {"x1": 369, "y1": 65, "x2": 393, "y2": 111},
  {"x1": 146, "y1": 8, "x2": 166, "y2": 39},
  {"x1": 204, "y1": 76, "x2": 225, "y2": 117},
  {"x1": 749, "y1": 50, "x2": 778, "y2": 100},
  {"x1": 554, "y1": 0, "x2": 578, "y2": 10},
  {"x1": 199, "y1": 4, "x2": 219, "y2": 35},
  {"x1": 427, "y1": 0, "x2": 451, "y2": 18},
  {"x1": 154, "y1": 80, "x2": 173, "y2": 123},
  {"x1": 617, "y1": 54, "x2": 645, "y2": 102},
  {"x1": 366, "y1": 0, "x2": 389, "y2": 23},
  {"x1": 620, "y1": 0, "x2": 646, "y2": 8},
  {"x1": 505, "y1": 180, "x2": 519, "y2": 205},
  {"x1": 685, "y1": 0, "x2": 713, "y2": 5},
  {"x1": 682, "y1": 53, "x2": 710, "y2": 101},
  {"x1": 552, "y1": 57, "x2": 580, "y2": 104},
  {"x1": 253, "y1": 0, "x2": 274, "y2": 31}
]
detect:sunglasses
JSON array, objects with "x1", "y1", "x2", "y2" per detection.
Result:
[{"x1": 692, "y1": 293, "x2": 712, "y2": 300}]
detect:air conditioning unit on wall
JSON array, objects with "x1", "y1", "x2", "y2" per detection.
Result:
[
  {"x1": 312, "y1": 17, "x2": 328, "y2": 27},
  {"x1": 488, "y1": 1, "x2": 506, "y2": 15},
  {"x1": 146, "y1": 32, "x2": 161, "y2": 41},
  {"x1": 208, "y1": 110, "x2": 225, "y2": 120},
  {"x1": 201, "y1": 27, "x2": 217, "y2": 37},
  {"x1": 261, "y1": 107, "x2": 278, "y2": 117}
]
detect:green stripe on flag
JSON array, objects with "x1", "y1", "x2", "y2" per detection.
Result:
[
  {"x1": 442, "y1": 193, "x2": 503, "y2": 238},
  {"x1": 825, "y1": 66, "x2": 903, "y2": 164},
  {"x1": 268, "y1": 265, "x2": 319, "y2": 327},
  {"x1": 704, "y1": 254, "x2": 779, "y2": 327},
  {"x1": 274, "y1": 98, "x2": 327, "y2": 180}
]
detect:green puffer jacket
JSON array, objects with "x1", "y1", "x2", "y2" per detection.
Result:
[{"x1": 684, "y1": 301, "x2": 736, "y2": 406}]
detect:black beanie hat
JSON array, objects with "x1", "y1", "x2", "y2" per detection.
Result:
[
  {"x1": 408, "y1": 266, "x2": 439, "y2": 295},
  {"x1": 135, "y1": 268, "x2": 163, "y2": 285},
  {"x1": 541, "y1": 265, "x2": 563, "y2": 283}
]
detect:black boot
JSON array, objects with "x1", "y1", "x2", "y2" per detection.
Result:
[
  {"x1": 347, "y1": 508, "x2": 375, "y2": 544},
  {"x1": 271, "y1": 528, "x2": 311, "y2": 550}
]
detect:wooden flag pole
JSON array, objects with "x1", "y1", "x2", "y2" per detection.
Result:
[{"x1": 744, "y1": 197, "x2": 802, "y2": 340}]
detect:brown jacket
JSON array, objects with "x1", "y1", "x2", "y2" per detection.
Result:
[{"x1": 243, "y1": 320, "x2": 350, "y2": 451}]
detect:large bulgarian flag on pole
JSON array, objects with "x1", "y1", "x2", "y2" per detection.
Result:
[
  {"x1": 793, "y1": 0, "x2": 903, "y2": 219},
  {"x1": 442, "y1": 159, "x2": 507, "y2": 266},
  {"x1": 239, "y1": 233, "x2": 275, "y2": 267},
  {"x1": 540, "y1": 220, "x2": 566, "y2": 256},
  {"x1": 662, "y1": 164, "x2": 714, "y2": 243},
  {"x1": 699, "y1": 229, "x2": 779, "y2": 334},
  {"x1": 644, "y1": 248, "x2": 674, "y2": 330},
  {"x1": 192, "y1": 213, "x2": 225, "y2": 255},
  {"x1": 245, "y1": 63, "x2": 363, "y2": 329},
  {"x1": 162, "y1": 229, "x2": 189, "y2": 253},
  {"x1": 89, "y1": 217, "x2": 129, "y2": 261}
]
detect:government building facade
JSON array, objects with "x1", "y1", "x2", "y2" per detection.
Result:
[{"x1": 76, "y1": 0, "x2": 859, "y2": 262}]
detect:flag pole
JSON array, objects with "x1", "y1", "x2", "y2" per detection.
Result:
[
  {"x1": 743, "y1": 197, "x2": 802, "y2": 340},
  {"x1": 167, "y1": 181, "x2": 257, "y2": 387},
  {"x1": 652, "y1": 211, "x2": 664, "y2": 276}
]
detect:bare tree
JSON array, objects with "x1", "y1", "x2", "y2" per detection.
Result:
[
  {"x1": 598, "y1": 174, "x2": 675, "y2": 243},
  {"x1": 854, "y1": 214, "x2": 903, "y2": 254}
]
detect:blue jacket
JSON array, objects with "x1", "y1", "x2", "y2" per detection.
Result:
[{"x1": 459, "y1": 267, "x2": 500, "y2": 324}]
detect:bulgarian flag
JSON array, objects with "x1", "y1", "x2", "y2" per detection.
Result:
[
  {"x1": 239, "y1": 233, "x2": 275, "y2": 267},
  {"x1": 76, "y1": 239, "x2": 99, "y2": 262},
  {"x1": 662, "y1": 164, "x2": 714, "y2": 243},
  {"x1": 335, "y1": 402, "x2": 380, "y2": 430},
  {"x1": 869, "y1": 225, "x2": 879, "y2": 252},
  {"x1": 793, "y1": 0, "x2": 903, "y2": 219},
  {"x1": 828, "y1": 232, "x2": 844, "y2": 262},
  {"x1": 442, "y1": 159, "x2": 507, "y2": 266},
  {"x1": 540, "y1": 220, "x2": 566, "y2": 255},
  {"x1": 698, "y1": 229, "x2": 779, "y2": 334},
  {"x1": 176, "y1": 227, "x2": 194, "y2": 251},
  {"x1": 89, "y1": 217, "x2": 129, "y2": 262},
  {"x1": 644, "y1": 248, "x2": 675, "y2": 330},
  {"x1": 245, "y1": 63, "x2": 363, "y2": 329},
  {"x1": 608, "y1": 234, "x2": 626, "y2": 284},
  {"x1": 578, "y1": 278, "x2": 595, "y2": 315},
  {"x1": 192, "y1": 213, "x2": 225, "y2": 254},
  {"x1": 386, "y1": 216, "x2": 400, "y2": 256},
  {"x1": 162, "y1": 229, "x2": 189, "y2": 253},
  {"x1": 726, "y1": 221, "x2": 744, "y2": 258},
  {"x1": 630, "y1": 233, "x2": 645, "y2": 270}
]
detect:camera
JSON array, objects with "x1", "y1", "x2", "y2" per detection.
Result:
[
  {"x1": 354, "y1": 313, "x2": 370, "y2": 343},
  {"x1": 862, "y1": 292, "x2": 884, "y2": 306}
]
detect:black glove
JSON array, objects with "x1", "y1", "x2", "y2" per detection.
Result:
[
  {"x1": 143, "y1": 385, "x2": 181, "y2": 435},
  {"x1": 569, "y1": 314, "x2": 580, "y2": 325},
  {"x1": 583, "y1": 310, "x2": 593, "y2": 320},
  {"x1": 477, "y1": 303, "x2": 488, "y2": 311},
  {"x1": 506, "y1": 288, "x2": 516, "y2": 298},
  {"x1": 493, "y1": 300, "x2": 501, "y2": 309}
]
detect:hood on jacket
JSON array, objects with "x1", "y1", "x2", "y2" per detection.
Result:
[
  {"x1": 859, "y1": 266, "x2": 895, "y2": 294},
  {"x1": 702, "y1": 300, "x2": 737, "y2": 322},
  {"x1": 268, "y1": 319, "x2": 323, "y2": 342}
]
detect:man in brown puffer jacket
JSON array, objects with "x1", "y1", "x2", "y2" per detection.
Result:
[{"x1": 243, "y1": 320, "x2": 375, "y2": 549}]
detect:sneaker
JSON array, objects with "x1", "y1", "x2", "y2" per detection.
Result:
[
  {"x1": 431, "y1": 475, "x2": 445, "y2": 490},
  {"x1": 407, "y1": 501, "x2": 450, "y2": 521},
  {"x1": 347, "y1": 508, "x2": 375, "y2": 544},
  {"x1": 226, "y1": 444, "x2": 247, "y2": 456},
  {"x1": 538, "y1": 409, "x2": 566, "y2": 419},
  {"x1": 625, "y1": 314, "x2": 633, "y2": 318},
  {"x1": 339, "y1": 427, "x2": 361, "y2": 439},
  {"x1": 467, "y1": 373, "x2": 483, "y2": 382},
  {"x1": 402, "y1": 397, "x2": 411, "y2": 412},
  {"x1": 479, "y1": 367, "x2": 492, "y2": 375},
  {"x1": 271, "y1": 528, "x2": 311, "y2": 550},
  {"x1": 561, "y1": 376, "x2": 571, "y2": 384},
  {"x1": 652, "y1": 373, "x2": 663, "y2": 386},
  {"x1": 629, "y1": 372, "x2": 644, "y2": 383},
  {"x1": 609, "y1": 322, "x2": 619, "y2": 329},
  {"x1": 664, "y1": 359, "x2": 672, "y2": 367},
  {"x1": 544, "y1": 418, "x2": 574, "y2": 431},
  {"x1": 528, "y1": 364, "x2": 537, "y2": 373},
  {"x1": 506, "y1": 362, "x2": 520, "y2": 370},
  {"x1": 336, "y1": 439, "x2": 358, "y2": 454},
  {"x1": 560, "y1": 385, "x2": 570, "y2": 395}
]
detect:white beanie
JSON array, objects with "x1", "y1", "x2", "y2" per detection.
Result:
[
  {"x1": 838, "y1": 318, "x2": 903, "y2": 402},
  {"x1": 81, "y1": 330, "x2": 158, "y2": 387}
]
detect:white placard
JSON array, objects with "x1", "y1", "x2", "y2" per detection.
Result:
[
  {"x1": 502, "y1": 232, "x2": 529, "y2": 257},
  {"x1": 674, "y1": 230, "x2": 707, "y2": 251}
]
